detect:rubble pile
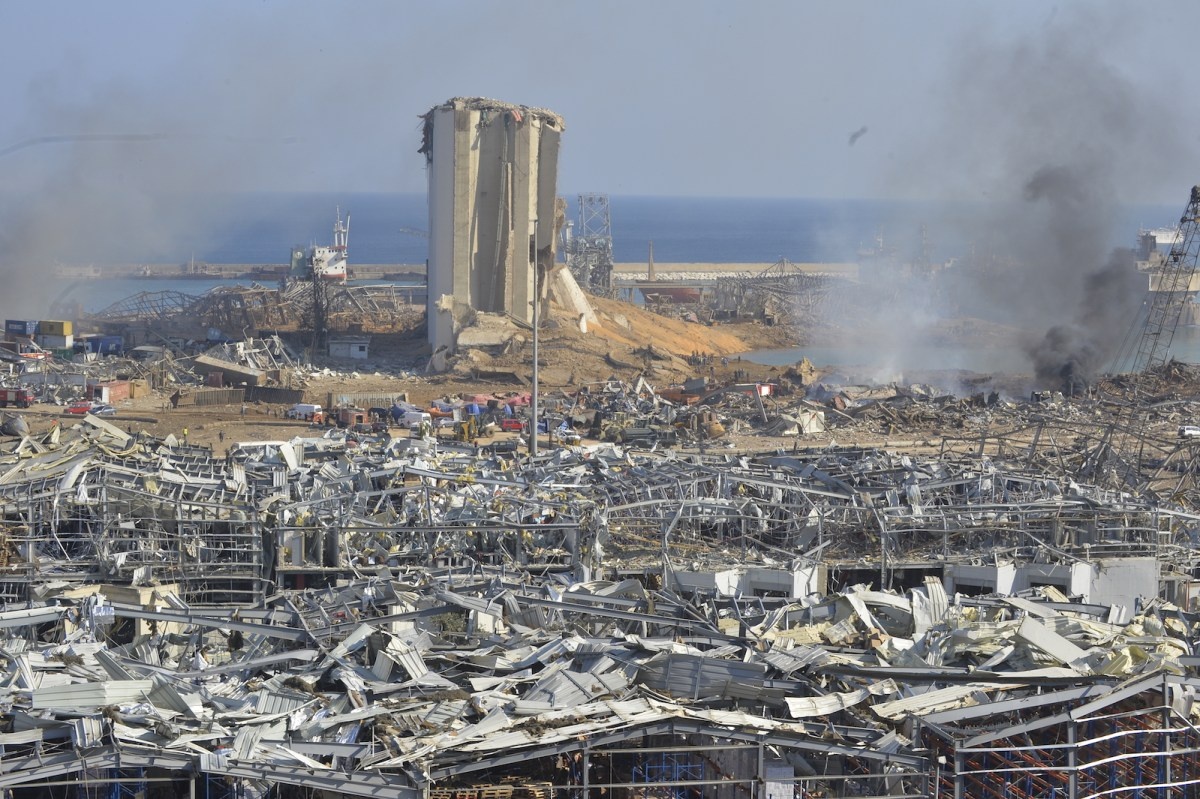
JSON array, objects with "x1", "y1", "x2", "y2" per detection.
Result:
[
  {"x1": 3, "y1": 564, "x2": 1200, "y2": 797},
  {"x1": 1, "y1": 399, "x2": 1200, "y2": 796}
]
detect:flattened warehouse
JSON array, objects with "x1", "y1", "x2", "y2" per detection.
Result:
[{"x1": 2, "y1": 399, "x2": 1200, "y2": 799}]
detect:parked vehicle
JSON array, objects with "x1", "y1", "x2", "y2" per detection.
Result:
[
  {"x1": 401, "y1": 410, "x2": 433, "y2": 430},
  {"x1": 500, "y1": 417, "x2": 524, "y2": 432},
  {"x1": 0, "y1": 387, "x2": 34, "y2": 408},
  {"x1": 1179, "y1": 425, "x2": 1200, "y2": 439},
  {"x1": 64, "y1": 400, "x2": 96, "y2": 415},
  {"x1": 65, "y1": 401, "x2": 115, "y2": 416},
  {"x1": 555, "y1": 428, "x2": 582, "y2": 445},
  {"x1": 619, "y1": 426, "x2": 678, "y2": 448},
  {"x1": 484, "y1": 439, "x2": 519, "y2": 457},
  {"x1": 285, "y1": 403, "x2": 323, "y2": 421}
]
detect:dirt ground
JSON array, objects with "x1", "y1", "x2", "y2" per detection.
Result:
[
  {"x1": 34, "y1": 296, "x2": 770, "y2": 451},
  {"x1": 24, "y1": 293, "x2": 1020, "y2": 456}
]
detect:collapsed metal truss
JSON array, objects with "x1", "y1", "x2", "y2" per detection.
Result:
[
  {"x1": 86, "y1": 281, "x2": 424, "y2": 337},
  {"x1": 711, "y1": 258, "x2": 848, "y2": 322},
  {"x1": 92, "y1": 290, "x2": 202, "y2": 323}
]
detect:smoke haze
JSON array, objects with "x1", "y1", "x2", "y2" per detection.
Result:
[
  {"x1": 859, "y1": 13, "x2": 1192, "y2": 389},
  {"x1": 2, "y1": 2, "x2": 1196, "y2": 349}
]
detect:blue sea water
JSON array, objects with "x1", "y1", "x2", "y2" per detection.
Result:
[{"x1": 37, "y1": 190, "x2": 1181, "y2": 268}]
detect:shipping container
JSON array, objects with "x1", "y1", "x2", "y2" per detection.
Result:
[
  {"x1": 37, "y1": 334, "x2": 74, "y2": 350},
  {"x1": 5, "y1": 320, "x2": 38, "y2": 337},
  {"x1": 38, "y1": 320, "x2": 73, "y2": 337},
  {"x1": 98, "y1": 335, "x2": 123, "y2": 355}
]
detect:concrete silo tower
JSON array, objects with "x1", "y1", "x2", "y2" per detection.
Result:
[{"x1": 419, "y1": 97, "x2": 565, "y2": 357}]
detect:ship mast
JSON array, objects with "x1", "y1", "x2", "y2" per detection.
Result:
[{"x1": 333, "y1": 207, "x2": 349, "y2": 256}]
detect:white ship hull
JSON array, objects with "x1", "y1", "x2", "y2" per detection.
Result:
[{"x1": 301, "y1": 209, "x2": 350, "y2": 283}]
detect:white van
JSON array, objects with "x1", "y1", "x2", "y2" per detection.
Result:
[
  {"x1": 401, "y1": 410, "x2": 432, "y2": 429},
  {"x1": 286, "y1": 403, "x2": 323, "y2": 420}
]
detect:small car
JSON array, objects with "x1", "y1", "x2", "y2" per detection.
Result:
[
  {"x1": 1179, "y1": 425, "x2": 1200, "y2": 439},
  {"x1": 65, "y1": 401, "x2": 116, "y2": 417},
  {"x1": 499, "y1": 417, "x2": 524, "y2": 432},
  {"x1": 556, "y1": 430, "x2": 582, "y2": 445}
]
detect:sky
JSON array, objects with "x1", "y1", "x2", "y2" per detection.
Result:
[
  {"x1": 0, "y1": 0, "x2": 1197, "y2": 201},
  {"x1": 1, "y1": 0, "x2": 1199, "y2": 386}
]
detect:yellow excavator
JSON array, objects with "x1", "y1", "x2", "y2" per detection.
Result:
[{"x1": 453, "y1": 416, "x2": 479, "y2": 443}]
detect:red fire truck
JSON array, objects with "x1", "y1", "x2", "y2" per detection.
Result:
[{"x1": 0, "y1": 387, "x2": 34, "y2": 408}]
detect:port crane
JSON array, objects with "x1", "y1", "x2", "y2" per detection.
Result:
[
  {"x1": 1129, "y1": 185, "x2": 1200, "y2": 375},
  {"x1": 1095, "y1": 186, "x2": 1200, "y2": 493}
]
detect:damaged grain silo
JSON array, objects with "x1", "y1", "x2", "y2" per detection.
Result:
[{"x1": 420, "y1": 97, "x2": 565, "y2": 361}]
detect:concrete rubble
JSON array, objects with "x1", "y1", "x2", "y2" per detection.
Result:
[{"x1": 4, "y1": 376, "x2": 1200, "y2": 799}]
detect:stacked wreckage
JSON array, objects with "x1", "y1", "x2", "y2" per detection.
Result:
[{"x1": 4, "y1": 372, "x2": 1200, "y2": 799}]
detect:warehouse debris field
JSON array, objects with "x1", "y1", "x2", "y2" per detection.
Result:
[
  {"x1": 5, "y1": 135, "x2": 1200, "y2": 799},
  {"x1": 5, "y1": 268, "x2": 1200, "y2": 798}
]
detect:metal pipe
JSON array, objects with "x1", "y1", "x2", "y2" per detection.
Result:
[{"x1": 531, "y1": 217, "x2": 539, "y2": 459}]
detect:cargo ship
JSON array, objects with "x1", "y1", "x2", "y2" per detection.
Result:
[
  {"x1": 292, "y1": 208, "x2": 350, "y2": 282},
  {"x1": 634, "y1": 280, "x2": 705, "y2": 304},
  {"x1": 633, "y1": 241, "x2": 705, "y2": 303}
]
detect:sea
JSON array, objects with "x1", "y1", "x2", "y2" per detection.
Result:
[
  {"x1": 79, "y1": 191, "x2": 1176, "y2": 267},
  {"x1": 42, "y1": 191, "x2": 1200, "y2": 373}
]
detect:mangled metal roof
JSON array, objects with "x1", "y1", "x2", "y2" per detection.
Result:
[{"x1": 3, "y1": 382, "x2": 1200, "y2": 797}]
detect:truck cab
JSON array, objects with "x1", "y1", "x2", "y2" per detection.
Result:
[{"x1": 0, "y1": 387, "x2": 34, "y2": 408}]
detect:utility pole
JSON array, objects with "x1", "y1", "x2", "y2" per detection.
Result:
[{"x1": 530, "y1": 218, "x2": 540, "y2": 459}]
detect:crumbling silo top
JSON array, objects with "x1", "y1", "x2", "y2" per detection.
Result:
[{"x1": 418, "y1": 96, "x2": 564, "y2": 159}]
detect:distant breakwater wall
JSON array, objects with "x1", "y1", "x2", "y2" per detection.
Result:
[{"x1": 54, "y1": 264, "x2": 427, "y2": 280}]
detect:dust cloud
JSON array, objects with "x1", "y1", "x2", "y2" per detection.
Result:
[{"x1": 857, "y1": 14, "x2": 1190, "y2": 392}]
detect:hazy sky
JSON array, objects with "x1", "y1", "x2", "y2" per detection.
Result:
[{"x1": 2, "y1": 0, "x2": 1197, "y2": 201}]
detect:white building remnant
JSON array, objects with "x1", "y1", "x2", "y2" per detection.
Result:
[
  {"x1": 327, "y1": 336, "x2": 370, "y2": 360},
  {"x1": 420, "y1": 97, "x2": 565, "y2": 359}
]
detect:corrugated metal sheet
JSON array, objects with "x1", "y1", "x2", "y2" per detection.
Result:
[
  {"x1": 871, "y1": 682, "x2": 1014, "y2": 721},
  {"x1": 785, "y1": 679, "x2": 898, "y2": 719},
  {"x1": 149, "y1": 677, "x2": 205, "y2": 718},
  {"x1": 380, "y1": 642, "x2": 428, "y2": 681},
  {"x1": 31, "y1": 679, "x2": 155, "y2": 710},
  {"x1": 638, "y1": 652, "x2": 769, "y2": 700},
  {"x1": 255, "y1": 688, "x2": 315, "y2": 715},
  {"x1": 71, "y1": 716, "x2": 106, "y2": 748},
  {"x1": 762, "y1": 646, "x2": 830, "y2": 674},
  {"x1": 392, "y1": 699, "x2": 470, "y2": 732},
  {"x1": 326, "y1": 391, "x2": 407, "y2": 410},
  {"x1": 520, "y1": 666, "x2": 631, "y2": 708}
]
